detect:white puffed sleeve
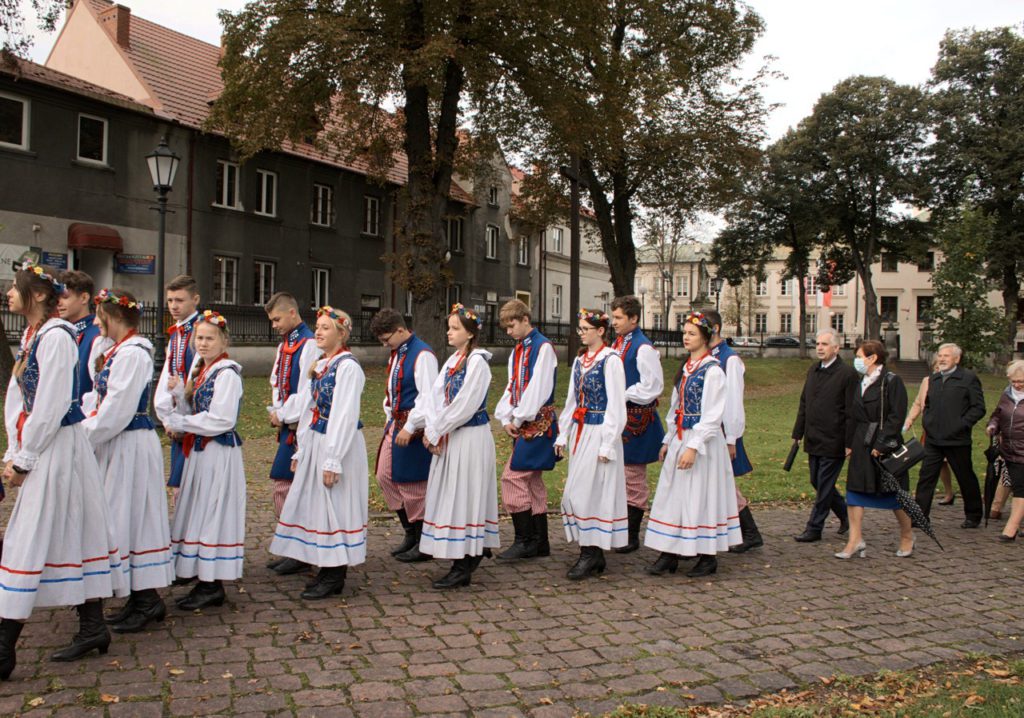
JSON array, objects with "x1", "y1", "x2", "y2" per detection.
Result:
[
  {"x1": 424, "y1": 353, "x2": 491, "y2": 446},
  {"x1": 494, "y1": 351, "x2": 517, "y2": 425},
  {"x1": 625, "y1": 344, "x2": 664, "y2": 405},
  {"x1": 684, "y1": 365, "x2": 727, "y2": 455},
  {"x1": 81, "y1": 345, "x2": 153, "y2": 447},
  {"x1": 663, "y1": 385, "x2": 680, "y2": 446},
  {"x1": 511, "y1": 342, "x2": 557, "y2": 427},
  {"x1": 555, "y1": 359, "x2": 580, "y2": 449},
  {"x1": 599, "y1": 353, "x2": 627, "y2": 461},
  {"x1": 403, "y1": 351, "x2": 439, "y2": 433},
  {"x1": 320, "y1": 357, "x2": 365, "y2": 475},
  {"x1": 721, "y1": 354, "x2": 746, "y2": 444},
  {"x1": 11, "y1": 327, "x2": 76, "y2": 471}
]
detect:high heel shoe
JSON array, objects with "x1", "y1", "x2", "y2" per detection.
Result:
[
  {"x1": 895, "y1": 539, "x2": 915, "y2": 558},
  {"x1": 938, "y1": 496, "x2": 955, "y2": 506},
  {"x1": 833, "y1": 541, "x2": 867, "y2": 560}
]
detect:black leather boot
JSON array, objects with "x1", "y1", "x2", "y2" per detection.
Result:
[
  {"x1": 497, "y1": 511, "x2": 538, "y2": 560},
  {"x1": 567, "y1": 546, "x2": 606, "y2": 580},
  {"x1": 646, "y1": 552, "x2": 680, "y2": 576},
  {"x1": 396, "y1": 521, "x2": 431, "y2": 562},
  {"x1": 391, "y1": 509, "x2": 418, "y2": 556},
  {"x1": 111, "y1": 589, "x2": 167, "y2": 633},
  {"x1": 729, "y1": 506, "x2": 764, "y2": 553},
  {"x1": 104, "y1": 593, "x2": 137, "y2": 624},
  {"x1": 301, "y1": 566, "x2": 347, "y2": 600},
  {"x1": 0, "y1": 619, "x2": 24, "y2": 680},
  {"x1": 51, "y1": 601, "x2": 111, "y2": 661},
  {"x1": 432, "y1": 558, "x2": 472, "y2": 589},
  {"x1": 273, "y1": 557, "x2": 311, "y2": 575},
  {"x1": 615, "y1": 506, "x2": 645, "y2": 554},
  {"x1": 467, "y1": 548, "x2": 492, "y2": 571},
  {"x1": 686, "y1": 554, "x2": 718, "y2": 578},
  {"x1": 532, "y1": 513, "x2": 550, "y2": 557},
  {"x1": 177, "y1": 580, "x2": 226, "y2": 611}
]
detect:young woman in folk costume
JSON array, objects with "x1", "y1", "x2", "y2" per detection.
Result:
[
  {"x1": 165, "y1": 311, "x2": 245, "y2": 611},
  {"x1": 0, "y1": 263, "x2": 125, "y2": 680},
  {"x1": 82, "y1": 290, "x2": 173, "y2": 633},
  {"x1": 644, "y1": 311, "x2": 741, "y2": 578},
  {"x1": 553, "y1": 309, "x2": 628, "y2": 580},
  {"x1": 269, "y1": 306, "x2": 368, "y2": 599},
  {"x1": 418, "y1": 304, "x2": 501, "y2": 589}
]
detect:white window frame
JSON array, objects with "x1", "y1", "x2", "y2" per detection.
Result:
[
  {"x1": 212, "y1": 255, "x2": 239, "y2": 304},
  {"x1": 253, "y1": 260, "x2": 276, "y2": 305},
  {"x1": 517, "y1": 236, "x2": 529, "y2": 266},
  {"x1": 653, "y1": 314, "x2": 663, "y2": 330},
  {"x1": 487, "y1": 185, "x2": 499, "y2": 206},
  {"x1": 833, "y1": 282, "x2": 846, "y2": 297},
  {"x1": 446, "y1": 218, "x2": 463, "y2": 252},
  {"x1": 486, "y1": 225, "x2": 499, "y2": 259},
  {"x1": 780, "y1": 277, "x2": 791, "y2": 296},
  {"x1": 805, "y1": 313, "x2": 818, "y2": 333},
  {"x1": 76, "y1": 113, "x2": 108, "y2": 165},
  {"x1": 0, "y1": 91, "x2": 29, "y2": 150},
  {"x1": 780, "y1": 313, "x2": 792, "y2": 333},
  {"x1": 675, "y1": 275, "x2": 689, "y2": 297},
  {"x1": 754, "y1": 313, "x2": 767, "y2": 333},
  {"x1": 311, "y1": 267, "x2": 330, "y2": 308},
  {"x1": 405, "y1": 291, "x2": 414, "y2": 317},
  {"x1": 214, "y1": 160, "x2": 242, "y2": 210},
  {"x1": 675, "y1": 313, "x2": 684, "y2": 331},
  {"x1": 831, "y1": 312, "x2": 845, "y2": 333},
  {"x1": 311, "y1": 183, "x2": 334, "y2": 227},
  {"x1": 552, "y1": 284, "x2": 563, "y2": 317},
  {"x1": 256, "y1": 169, "x2": 277, "y2": 217},
  {"x1": 363, "y1": 195, "x2": 380, "y2": 236},
  {"x1": 447, "y1": 283, "x2": 462, "y2": 306},
  {"x1": 552, "y1": 227, "x2": 564, "y2": 254},
  {"x1": 805, "y1": 275, "x2": 818, "y2": 295},
  {"x1": 756, "y1": 280, "x2": 767, "y2": 297}
]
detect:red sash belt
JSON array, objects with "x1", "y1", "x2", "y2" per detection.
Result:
[{"x1": 571, "y1": 406, "x2": 588, "y2": 453}]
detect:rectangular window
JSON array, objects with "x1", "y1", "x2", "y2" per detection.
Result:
[
  {"x1": 756, "y1": 280, "x2": 768, "y2": 297},
  {"x1": 676, "y1": 275, "x2": 689, "y2": 297},
  {"x1": 214, "y1": 160, "x2": 241, "y2": 209},
  {"x1": 805, "y1": 314, "x2": 817, "y2": 333},
  {"x1": 212, "y1": 255, "x2": 239, "y2": 304},
  {"x1": 405, "y1": 291, "x2": 414, "y2": 317},
  {"x1": 253, "y1": 260, "x2": 276, "y2": 305},
  {"x1": 805, "y1": 275, "x2": 818, "y2": 295},
  {"x1": 77, "y1": 114, "x2": 107, "y2": 164},
  {"x1": 881, "y1": 252, "x2": 898, "y2": 272},
  {"x1": 447, "y1": 283, "x2": 462, "y2": 306},
  {"x1": 653, "y1": 314, "x2": 662, "y2": 330},
  {"x1": 487, "y1": 185, "x2": 499, "y2": 206},
  {"x1": 0, "y1": 92, "x2": 28, "y2": 150},
  {"x1": 831, "y1": 312, "x2": 845, "y2": 334},
  {"x1": 675, "y1": 313, "x2": 684, "y2": 331},
  {"x1": 362, "y1": 195, "x2": 380, "y2": 236},
  {"x1": 754, "y1": 313, "x2": 767, "y2": 333},
  {"x1": 780, "y1": 313, "x2": 792, "y2": 333},
  {"x1": 552, "y1": 227, "x2": 564, "y2": 254},
  {"x1": 486, "y1": 225, "x2": 499, "y2": 259},
  {"x1": 880, "y1": 296, "x2": 898, "y2": 323},
  {"x1": 833, "y1": 282, "x2": 846, "y2": 297},
  {"x1": 780, "y1": 278, "x2": 791, "y2": 296},
  {"x1": 311, "y1": 183, "x2": 334, "y2": 226},
  {"x1": 446, "y1": 218, "x2": 463, "y2": 252},
  {"x1": 917, "y1": 295, "x2": 934, "y2": 323},
  {"x1": 256, "y1": 169, "x2": 277, "y2": 217},
  {"x1": 552, "y1": 284, "x2": 563, "y2": 317},
  {"x1": 361, "y1": 294, "x2": 381, "y2": 311},
  {"x1": 517, "y1": 236, "x2": 529, "y2": 266},
  {"x1": 311, "y1": 268, "x2": 330, "y2": 308},
  {"x1": 917, "y1": 251, "x2": 935, "y2": 272}
]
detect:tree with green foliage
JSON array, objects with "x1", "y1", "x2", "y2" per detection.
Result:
[
  {"x1": 928, "y1": 25, "x2": 1024, "y2": 359},
  {"x1": 930, "y1": 208, "x2": 1004, "y2": 369},
  {"x1": 1, "y1": 0, "x2": 63, "y2": 56}
]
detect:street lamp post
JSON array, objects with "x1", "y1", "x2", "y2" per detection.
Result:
[
  {"x1": 639, "y1": 285, "x2": 647, "y2": 326},
  {"x1": 712, "y1": 277, "x2": 724, "y2": 312},
  {"x1": 146, "y1": 136, "x2": 180, "y2": 371}
]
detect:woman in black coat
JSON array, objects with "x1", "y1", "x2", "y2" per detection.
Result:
[{"x1": 836, "y1": 340, "x2": 915, "y2": 559}]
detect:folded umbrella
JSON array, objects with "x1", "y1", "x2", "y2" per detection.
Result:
[
  {"x1": 783, "y1": 440, "x2": 800, "y2": 472},
  {"x1": 875, "y1": 459, "x2": 943, "y2": 551},
  {"x1": 983, "y1": 438, "x2": 1009, "y2": 527}
]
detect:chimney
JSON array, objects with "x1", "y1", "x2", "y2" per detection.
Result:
[{"x1": 99, "y1": 4, "x2": 132, "y2": 49}]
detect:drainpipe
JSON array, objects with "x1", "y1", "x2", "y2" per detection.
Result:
[{"x1": 186, "y1": 131, "x2": 195, "y2": 274}]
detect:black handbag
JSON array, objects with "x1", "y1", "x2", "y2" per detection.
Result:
[{"x1": 876, "y1": 372, "x2": 925, "y2": 474}]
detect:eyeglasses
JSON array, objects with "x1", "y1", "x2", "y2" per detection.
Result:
[
  {"x1": 378, "y1": 332, "x2": 395, "y2": 345},
  {"x1": 577, "y1": 326, "x2": 597, "y2": 334}
]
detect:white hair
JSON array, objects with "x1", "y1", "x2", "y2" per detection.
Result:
[
  {"x1": 816, "y1": 329, "x2": 840, "y2": 347},
  {"x1": 938, "y1": 343, "x2": 962, "y2": 359},
  {"x1": 1007, "y1": 359, "x2": 1024, "y2": 379}
]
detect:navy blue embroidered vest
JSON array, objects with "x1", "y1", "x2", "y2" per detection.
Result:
[
  {"x1": 168, "y1": 314, "x2": 198, "y2": 379},
  {"x1": 94, "y1": 344, "x2": 154, "y2": 431},
  {"x1": 614, "y1": 329, "x2": 665, "y2": 463},
  {"x1": 310, "y1": 354, "x2": 363, "y2": 434},
  {"x1": 190, "y1": 364, "x2": 242, "y2": 450},
  {"x1": 444, "y1": 354, "x2": 489, "y2": 428},
  {"x1": 508, "y1": 329, "x2": 559, "y2": 471},
  {"x1": 387, "y1": 335, "x2": 434, "y2": 482},
  {"x1": 710, "y1": 340, "x2": 739, "y2": 375},
  {"x1": 73, "y1": 314, "x2": 101, "y2": 400},
  {"x1": 18, "y1": 323, "x2": 85, "y2": 429},
  {"x1": 674, "y1": 359, "x2": 718, "y2": 436},
  {"x1": 572, "y1": 355, "x2": 610, "y2": 425}
]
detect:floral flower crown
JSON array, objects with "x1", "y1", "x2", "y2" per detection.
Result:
[
  {"x1": 685, "y1": 311, "x2": 712, "y2": 332},
  {"x1": 317, "y1": 305, "x2": 353, "y2": 330},
  {"x1": 94, "y1": 288, "x2": 143, "y2": 312},
  {"x1": 578, "y1": 308, "x2": 609, "y2": 324},
  {"x1": 17, "y1": 260, "x2": 65, "y2": 294},
  {"x1": 197, "y1": 309, "x2": 228, "y2": 328},
  {"x1": 450, "y1": 303, "x2": 482, "y2": 330}
]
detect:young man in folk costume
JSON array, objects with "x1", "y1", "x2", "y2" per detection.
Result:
[
  {"x1": 609, "y1": 295, "x2": 665, "y2": 553},
  {"x1": 494, "y1": 299, "x2": 559, "y2": 560},
  {"x1": 265, "y1": 292, "x2": 321, "y2": 575},
  {"x1": 58, "y1": 270, "x2": 111, "y2": 413},
  {"x1": 370, "y1": 308, "x2": 438, "y2": 563},
  {"x1": 704, "y1": 308, "x2": 764, "y2": 553},
  {"x1": 154, "y1": 275, "x2": 201, "y2": 493}
]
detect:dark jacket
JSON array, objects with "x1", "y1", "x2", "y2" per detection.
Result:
[
  {"x1": 847, "y1": 370, "x2": 908, "y2": 494},
  {"x1": 792, "y1": 357, "x2": 859, "y2": 457},
  {"x1": 922, "y1": 366, "x2": 986, "y2": 447},
  {"x1": 987, "y1": 388, "x2": 1024, "y2": 465}
]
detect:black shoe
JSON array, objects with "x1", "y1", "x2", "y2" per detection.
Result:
[
  {"x1": 961, "y1": 519, "x2": 981, "y2": 529},
  {"x1": 273, "y1": 558, "x2": 310, "y2": 575},
  {"x1": 432, "y1": 558, "x2": 472, "y2": 589},
  {"x1": 172, "y1": 575, "x2": 197, "y2": 586},
  {"x1": 686, "y1": 554, "x2": 718, "y2": 578},
  {"x1": 104, "y1": 594, "x2": 137, "y2": 624},
  {"x1": 615, "y1": 506, "x2": 645, "y2": 554},
  {"x1": 301, "y1": 566, "x2": 347, "y2": 600},
  {"x1": 0, "y1": 619, "x2": 24, "y2": 681},
  {"x1": 645, "y1": 552, "x2": 679, "y2": 576},
  {"x1": 566, "y1": 546, "x2": 606, "y2": 581},
  {"x1": 391, "y1": 509, "x2": 418, "y2": 556},
  {"x1": 467, "y1": 549, "x2": 492, "y2": 572},
  {"x1": 532, "y1": 513, "x2": 551, "y2": 557},
  {"x1": 837, "y1": 519, "x2": 850, "y2": 536},
  {"x1": 997, "y1": 534, "x2": 1016, "y2": 543},
  {"x1": 938, "y1": 496, "x2": 955, "y2": 506},
  {"x1": 177, "y1": 581, "x2": 226, "y2": 611},
  {"x1": 729, "y1": 506, "x2": 764, "y2": 553},
  {"x1": 266, "y1": 556, "x2": 287, "y2": 570},
  {"x1": 793, "y1": 530, "x2": 822, "y2": 543},
  {"x1": 51, "y1": 601, "x2": 111, "y2": 661},
  {"x1": 498, "y1": 511, "x2": 538, "y2": 560},
  {"x1": 111, "y1": 590, "x2": 167, "y2": 634},
  {"x1": 395, "y1": 521, "x2": 432, "y2": 562}
]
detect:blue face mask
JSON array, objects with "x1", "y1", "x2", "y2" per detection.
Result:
[{"x1": 853, "y1": 356, "x2": 867, "y2": 374}]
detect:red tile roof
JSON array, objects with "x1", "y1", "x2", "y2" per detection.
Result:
[{"x1": 1, "y1": 55, "x2": 153, "y2": 115}]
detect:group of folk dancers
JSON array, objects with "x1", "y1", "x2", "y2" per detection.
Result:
[{"x1": 0, "y1": 265, "x2": 764, "y2": 681}]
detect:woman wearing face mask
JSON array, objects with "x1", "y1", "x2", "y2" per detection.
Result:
[{"x1": 838, "y1": 340, "x2": 914, "y2": 560}]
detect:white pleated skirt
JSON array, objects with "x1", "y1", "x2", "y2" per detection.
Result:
[
  {"x1": 0, "y1": 425, "x2": 127, "y2": 620},
  {"x1": 270, "y1": 429, "x2": 369, "y2": 567},
  {"x1": 419, "y1": 424, "x2": 501, "y2": 560},
  {"x1": 560, "y1": 423, "x2": 628, "y2": 549}
]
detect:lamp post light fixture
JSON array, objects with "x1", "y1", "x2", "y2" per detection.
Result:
[
  {"x1": 639, "y1": 285, "x2": 647, "y2": 327},
  {"x1": 711, "y1": 277, "x2": 724, "y2": 311},
  {"x1": 145, "y1": 136, "x2": 180, "y2": 370}
]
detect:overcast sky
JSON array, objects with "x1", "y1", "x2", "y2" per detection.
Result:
[{"x1": 21, "y1": 0, "x2": 1024, "y2": 141}]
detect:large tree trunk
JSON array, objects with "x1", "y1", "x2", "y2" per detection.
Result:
[
  {"x1": 797, "y1": 279, "x2": 808, "y2": 359},
  {"x1": 580, "y1": 159, "x2": 637, "y2": 298},
  {"x1": 1001, "y1": 265, "x2": 1020, "y2": 366}
]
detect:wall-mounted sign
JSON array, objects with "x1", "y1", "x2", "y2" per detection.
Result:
[
  {"x1": 114, "y1": 253, "x2": 156, "y2": 274},
  {"x1": 41, "y1": 252, "x2": 68, "y2": 270},
  {"x1": 0, "y1": 245, "x2": 37, "y2": 280}
]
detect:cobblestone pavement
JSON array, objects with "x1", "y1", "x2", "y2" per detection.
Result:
[{"x1": 2, "y1": 497, "x2": 1023, "y2": 717}]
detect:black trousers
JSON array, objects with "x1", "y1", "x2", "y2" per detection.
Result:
[
  {"x1": 914, "y1": 443, "x2": 982, "y2": 521},
  {"x1": 805, "y1": 454, "x2": 848, "y2": 533}
]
